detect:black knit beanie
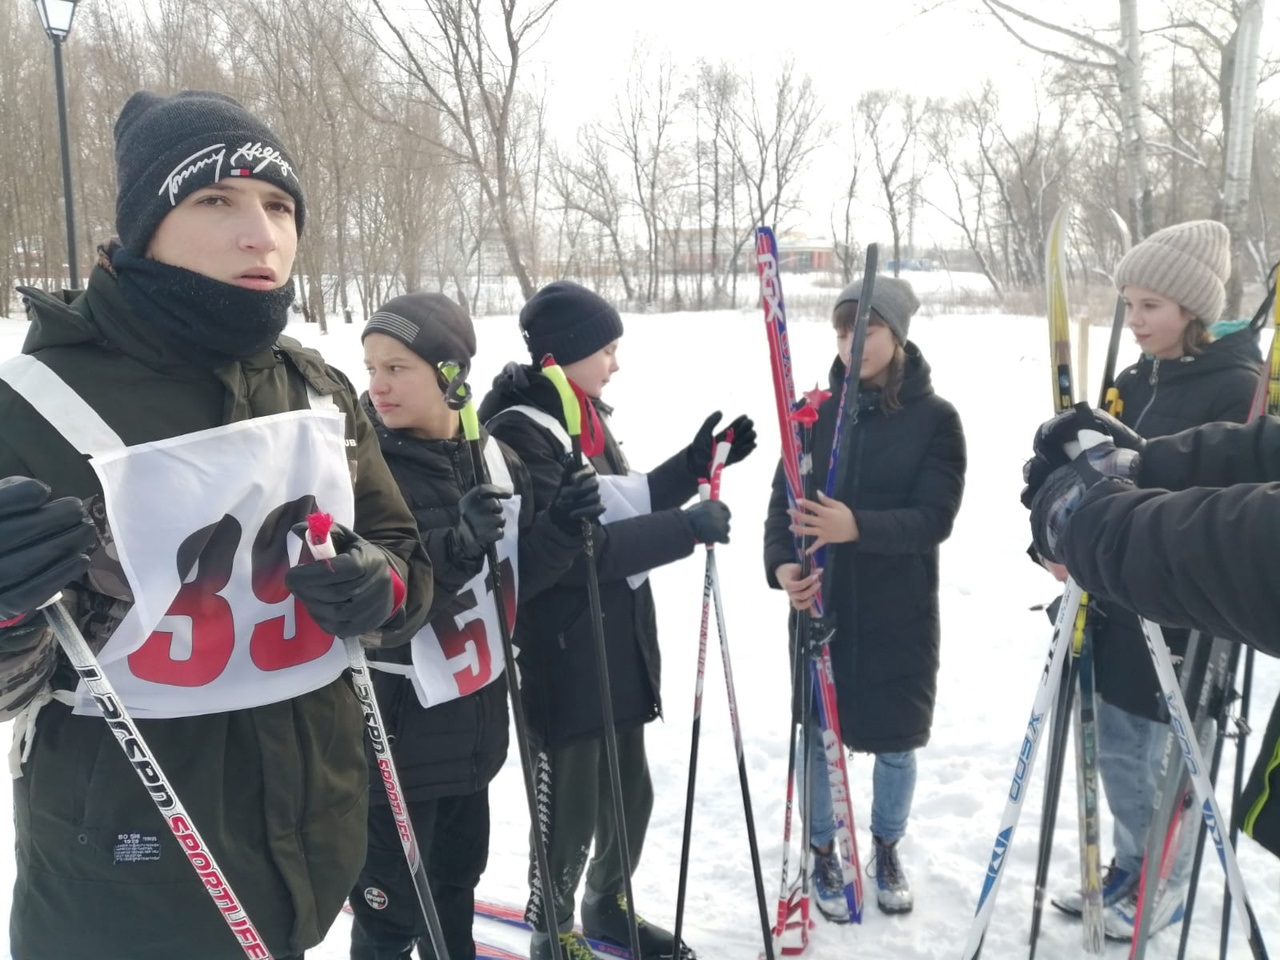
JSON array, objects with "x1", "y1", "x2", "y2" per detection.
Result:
[
  {"x1": 114, "y1": 90, "x2": 306, "y2": 255},
  {"x1": 519, "y1": 281, "x2": 624, "y2": 366},
  {"x1": 363, "y1": 293, "x2": 477, "y2": 378}
]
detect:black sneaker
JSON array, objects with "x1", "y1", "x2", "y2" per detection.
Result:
[
  {"x1": 580, "y1": 892, "x2": 696, "y2": 959},
  {"x1": 530, "y1": 930, "x2": 597, "y2": 960}
]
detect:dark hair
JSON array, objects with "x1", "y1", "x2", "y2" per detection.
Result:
[{"x1": 829, "y1": 309, "x2": 906, "y2": 412}]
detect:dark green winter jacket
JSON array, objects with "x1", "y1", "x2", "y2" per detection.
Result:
[{"x1": 0, "y1": 261, "x2": 431, "y2": 959}]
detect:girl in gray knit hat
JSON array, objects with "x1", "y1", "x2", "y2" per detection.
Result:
[
  {"x1": 765, "y1": 273, "x2": 967, "y2": 920},
  {"x1": 1046, "y1": 219, "x2": 1262, "y2": 942}
]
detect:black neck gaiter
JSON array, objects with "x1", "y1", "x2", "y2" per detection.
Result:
[{"x1": 112, "y1": 247, "x2": 294, "y2": 368}]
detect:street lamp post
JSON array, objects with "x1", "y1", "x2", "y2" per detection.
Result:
[{"x1": 33, "y1": 0, "x2": 82, "y2": 292}]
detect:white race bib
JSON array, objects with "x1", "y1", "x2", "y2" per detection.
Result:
[
  {"x1": 376, "y1": 441, "x2": 522, "y2": 708},
  {"x1": 77, "y1": 410, "x2": 354, "y2": 718}
]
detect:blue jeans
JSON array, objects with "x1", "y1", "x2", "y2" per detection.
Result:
[
  {"x1": 1097, "y1": 697, "x2": 1204, "y2": 887},
  {"x1": 800, "y1": 718, "x2": 916, "y2": 847}
]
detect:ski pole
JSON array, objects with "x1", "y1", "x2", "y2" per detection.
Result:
[
  {"x1": 540, "y1": 358, "x2": 645, "y2": 960},
  {"x1": 1177, "y1": 642, "x2": 1240, "y2": 960},
  {"x1": 708, "y1": 526, "x2": 775, "y2": 960},
  {"x1": 1028, "y1": 624, "x2": 1079, "y2": 959},
  {"x1": 1137, "y1": 620, "x2": 1269, "y2": 960},
  {"x1": 1221, "y1": 646, "x2": 1257, "y2": 960},
  {"x1": 673, "y1": 438, "x2": 739, "y2": 956},
  {"x1": 41, "y1": 598, "x2": 274, "y2": 959},
  {"x1": 301, "y1": 515, "x2": 451, "y2": 960},
  {"x1": 441, "y1": 363, "x2": 565, "y2": 960},
  {"x1": 960, "y1": 577, "x2": 1082, "y2": 960}
]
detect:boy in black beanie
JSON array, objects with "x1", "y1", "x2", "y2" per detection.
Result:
[
  {"x1": 478, "y1": 281, "x2": 757, "y2": 960},
  {"x1": 0, "y1": 90, "x2": 431, "y2": 959},
  {"x1": 350, "y1": 291, "x2": 603, "y2": 960}
]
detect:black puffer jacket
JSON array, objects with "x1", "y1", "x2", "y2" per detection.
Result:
[
  {"x1": 1057, "y1": 416, "x2": 1280, "y2": 857},
  {"x1": 1091, "y1": 327, "x2": 1259, "y2": 719},
  {"x1": 763, "y1": 342, "x2": 966, "y2": 753},
  {"x1": 478, "y1": 362, "x2": 702, "y2": 749},
  {"x1": 360, "y1": 393, "x2": 583, "y2": 800}
]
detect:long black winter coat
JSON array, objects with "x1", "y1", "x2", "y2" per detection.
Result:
[
  {"x1": 361, "y1": 394, "x2": 583, "y2": 801},
  {"x1": 1058, "y1": 416, "x2": 1280, "y2": 858},
  {"x1": 478, "y1": 362, "x2": 703, "y2": 749},
  {"x1": 1092, "y1": 328, "x2": 1259, "y2": 719},
  {"x1": 763, "y1": 342, "x2": 966, "y2": 754}
]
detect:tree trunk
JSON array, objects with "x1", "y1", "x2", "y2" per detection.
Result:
[
  {"x1": 1220, "y1": 0, "x2": 1264, "y2": 318},
  {"x1": 1116, "y1": 0, "x2": 1151, "y2": 239}
]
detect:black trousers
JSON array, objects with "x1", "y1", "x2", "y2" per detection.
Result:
[
  {"x1": 349, "y1": 789, "x2": 491, "y2": 960},
  {"x1": 526, "y1": 726, "x2": 653, "y2": 931}
]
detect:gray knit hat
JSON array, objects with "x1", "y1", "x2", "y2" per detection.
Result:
[
  {"x1": 833, "y1": 274, "x2": 920, "y2": 344},
  {"x1": 362, "y1": 292, "x2": 476, "y2": 378},
  {"x1": 1113, "y1": 220, "x2": 1230, "y2": 322}
]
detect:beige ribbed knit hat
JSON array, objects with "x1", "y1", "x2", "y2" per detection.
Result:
[{"x1": 1113, "y1": 220, "x2": 1231, "y2": 322}]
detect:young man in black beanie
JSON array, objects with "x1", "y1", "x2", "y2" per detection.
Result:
[
  {"x1": 0, "y1": 90, "x2": 432, "y2": 960},
  {"x1": 478, "y1": 280, "x2": 757, "y2": 960},
  {"x1": 350, "y1": 291, "x2": 603, "y2": 960}
]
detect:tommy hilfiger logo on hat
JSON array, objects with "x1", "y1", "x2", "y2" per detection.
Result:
[{"x1": 157, "y1": 140, "x2": 296, "y2": 207}]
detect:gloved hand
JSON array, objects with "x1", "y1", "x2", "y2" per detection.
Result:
[
  {"x1": 0, "y1": 477, "x2": 97, "y2": 621},
  {"x1": 1029, "y1": 436, "x2": 1138, "y2": 563},
  {"x1": 686, "y1": 412, "x2": 758, "y2": 476},
  {"x1": 547, "y1": 463, "x2": 605, "y2": 535},
  {"x1": 286, "y1": 521, "x2": 399, "y2": 637},
  {"x1": 1022, "y1": 403, "x2": 1144, "y2": 508},
  {"x1": 451, "y1": 484, "x2": 511, "y2": 561},
  {"x1": 684, "y1": 499, "x2": 731, "y2": 544}
]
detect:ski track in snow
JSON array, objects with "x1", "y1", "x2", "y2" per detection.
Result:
[{"x1": 0, "y1": 294, "x2": 1275, "y2": 959}]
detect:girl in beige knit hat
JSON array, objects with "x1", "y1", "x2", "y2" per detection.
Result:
[{"x1": 1050, "y1": 219, "x2": 1262, "y2": 941}]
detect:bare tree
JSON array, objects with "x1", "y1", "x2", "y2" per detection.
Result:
[
  {"x1": 550, "y1": 131, "x2": 636, "y2": 300},
  {"x1": 858, "y1": 89, "x2": 928, "y2": 276},
  {"x1": 923, "y1": 89, "x2": 1004, "y2": 295},
  {"x1": 1153, "y1": 0, "x2": 1270, "y2": 312},
  {"x1": 978, "y1": 0, "x2": 1153, "y2": 239},
  {"x1": 601, "y1": 49, "x2": 679, "y2": 304},
  {"x1": 362, "y1": 0, "x2": 558, "y2": 300},
  {"x1": 830, "y1": 108, "x2": 864, "y2": 284}
]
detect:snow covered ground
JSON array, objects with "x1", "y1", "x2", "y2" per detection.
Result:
[{"x1": 0, "y1": 297, "x2": 1276, "y2": 960}]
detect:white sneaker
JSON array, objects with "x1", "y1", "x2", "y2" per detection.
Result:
[{"x1": 1104, "y1": 887, "x2": 1187, "y2": 942}]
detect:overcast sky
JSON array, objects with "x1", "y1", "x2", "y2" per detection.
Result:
[{"x1": 522, "y1": 0, "x2": 1275, "y2": 247}]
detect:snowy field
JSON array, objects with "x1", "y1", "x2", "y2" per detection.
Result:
[{"x1": 0, "y1": 292, "x2": 1276, "y2": 960}]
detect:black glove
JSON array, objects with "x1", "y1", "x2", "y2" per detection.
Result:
[
  {"x1": 451, "y1": 484, "x2": 511, "y2": 561},
  {"x1": 0, "y1": 477, "x2": 97, "y2": 620},
  {"x1": 286, "y1": 522, "x2": 398, "y2": 637},
  {"x1": 547, "y1": 463, "x2": 605, "y2": 535},
  {"x1": 1029, "y1": 437, "x2": 1139, "y2": 563},
  {"x1": 1022, "y1": 403, "x2": 1145, "y2": 508},
  {"x1": 686, "y1": 412, "x2": 758, "y2": 476},
  {"x1": 684, "y1": 499, "x2": 732, "y2": 544}
]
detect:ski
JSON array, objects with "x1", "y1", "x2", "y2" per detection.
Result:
[
  {"x1": 960, "y1": 579, "x2": 1083, "y2": 959},
  {"x1": 755, "y1": 226, "x2": 864, "y2": 937},
  {"x1": 1128, "y1": 633, "x2": 1233, "y2": 954},
  {"x1": 474, "y1": 897, "x2": 697, "y2": 960},
  {"x1": 476, "y1": 941, "x2": 532, "y2": 960},
  {"x1": 1135, "y1": 622, "x2": 1270, "y2": 959}
]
